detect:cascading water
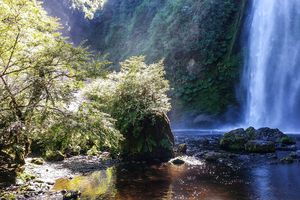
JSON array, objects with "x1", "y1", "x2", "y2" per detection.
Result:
[{"x1": 243, "y1": 0, "x2": 300, "y2": 131}]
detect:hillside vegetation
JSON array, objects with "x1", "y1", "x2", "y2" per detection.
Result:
[{"x1": 85, "y1": 0, "x2": 247, "y2": 125}]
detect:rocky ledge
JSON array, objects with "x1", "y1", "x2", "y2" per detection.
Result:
[
  {"x1": 220, "y1": 127, "x2": 295, "y2": 152},
  {"x1": 175, "y1": 127, "x2": 299, "y2": 170}
]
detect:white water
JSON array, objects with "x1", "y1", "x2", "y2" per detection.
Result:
[{"x1": 243, "y1": 0, "x2": 300, "y2": 131}]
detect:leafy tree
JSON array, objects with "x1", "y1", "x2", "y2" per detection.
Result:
[
  {"x1": 84, "y1": 56, "x2": 171, "y2": 155},
  {"x1": 0, "y1": 0, "x2": 120, "y2": 174}
]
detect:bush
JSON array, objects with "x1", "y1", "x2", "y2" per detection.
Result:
[
  {"x1": 30, "y1": 102, "x2": 124, "y2": 156},
  {"x1": 84, "y1": 56, "x2": 172, "y2": 155}
]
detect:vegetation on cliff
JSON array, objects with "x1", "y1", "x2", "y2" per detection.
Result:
[{"x1": 82, "y1": 0, "x2": 247, "y2": 123}]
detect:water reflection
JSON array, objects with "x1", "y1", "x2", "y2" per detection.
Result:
[
  {"x1": 53, "y1": 152, "x2": 300, "y2": 200},
  {"x1": 53, "y1": 160, "x2": 252, "y2": 200},
  {"x1": 250, "y1": 164, "x2": 300, "y2": 200},
  {"x1": 53, "y1": 168, "x2": 116, "y2": 199}
]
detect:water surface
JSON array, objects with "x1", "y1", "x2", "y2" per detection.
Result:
[{"x1": 53, "y1": 133, "x2": 300, "y2": 200}]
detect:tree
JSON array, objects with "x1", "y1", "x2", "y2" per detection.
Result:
[
  {"x1": 0, "y1": 0, "x2": 88, "y2": 174},
  {"x1": 84, "y1": 56, "x2": 173, "y2": 158}
]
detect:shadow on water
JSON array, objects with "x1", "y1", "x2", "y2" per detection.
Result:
[
  {"x1": 53, "y1": 159, "x2": 300, "y2": 200},
  {"x1": 52, "y1": 161, "x2": 249, "y2": 200}
]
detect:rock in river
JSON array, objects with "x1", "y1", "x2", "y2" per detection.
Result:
[
  {"x1": 171, "y1": 158, "x2": 185, "y2": 165},
  {"x1": 220, "y1": 127, "x2": 293, "y2": 152},
  {"x1": 220, "y1": 128, "x2": 250, "y2": 151},
  {"x1": 122, "y1": 112, "x2": 175, "y2": 162},
  {"x1": 244, "y1": 140, "x2": 275, "y2": 153}
]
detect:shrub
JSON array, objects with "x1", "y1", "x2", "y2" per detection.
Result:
[{"x1": 84, "y1": 56, "x2": 171, "y2": 154}]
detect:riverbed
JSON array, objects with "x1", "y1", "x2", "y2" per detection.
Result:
[{"x1": 2, "y1": 132, "x2": 300, "y2": 200}]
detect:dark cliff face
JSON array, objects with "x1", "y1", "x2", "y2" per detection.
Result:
[{"x1": 42, "y1": 0, "x2": 247, "y2": 127}]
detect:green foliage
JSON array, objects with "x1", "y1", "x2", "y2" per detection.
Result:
[
  {"x1": 88, "y1": 0, "x2": 246, "y2": 117},
  {"x1": 0, "y1": 0, "x2": 87, "y2": 173},
  {"x1": 69, "y1": 0, "x2": 104, "y2": 19},
  {"x1": 0, "y1": 0, "x2": 123, "y2": 173},
  {"x1": 30, "y1": 98, "x2": 123, "y2": 156},
  {"x1": 84, "y1": 56, "x2": 171, "y2": 153}
]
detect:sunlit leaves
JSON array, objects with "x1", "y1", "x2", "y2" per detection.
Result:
[
  {"x1": 69, "y1": 0, "x2": 105, "y2": 19},
  {"x1": 0, "y1": 0, "x2": 92, "y2": 168},
  {"x1": 84, "y1": 56, "x2": 171, "y2": 152}
]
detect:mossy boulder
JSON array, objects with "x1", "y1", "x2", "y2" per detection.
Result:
[
  {"x1": 255, "y1": 128, "x2": 286, "y2": 142},
  {"x1": 220, "y1": 127, "x2": 292, "y2": 152},
  {"x1": 244, "y1": 140, "x2": 275, "y2": 153},
  {"x1": 122, "y1": 112, "x2": 175, "y2": 162},
  {"x1": 220, "y1": 128, "x2": 250, "y2": 151},
  {"x1": 245, "y1": 127, "x2": 256, "y2": 138},
  {"x1": 44, "y1": 150, "x2": 65, "y2": 162}
]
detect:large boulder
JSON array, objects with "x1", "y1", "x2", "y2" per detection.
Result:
[
  {"x1": 220, "y1": 128, "x2": 250, "y2": 151},
  {"x1": 220, "y1": 127, "x2": 294, "y2": 152},
  {"x1": 122, "y1": 112, "x2": 175, "y2": 162},
  {"x1": 244, "y1": 140, "x2": 275, "y2": 153},
  {"x1": 255, "y1": 128, "x2": 285, "y2": 142}
]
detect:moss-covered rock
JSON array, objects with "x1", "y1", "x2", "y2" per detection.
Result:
[
  {"x1": 220, "y1": 127, "x2": 291, "y2": 152},
  {"x1": 220, "y1": 128, "x2": 249, "y2": 151},
  {"x1": 122, "y1": 112, "x2": 175, "y2": 162},
  {"x1": 255, "y1": 128, "x2": 286, "y2": 142},
  {"x1": 244, "y1": 140, "x2": 275, "y2": 153},
  {"x1": 245, "y1": 126, "x2": 256, "y2": 138}
]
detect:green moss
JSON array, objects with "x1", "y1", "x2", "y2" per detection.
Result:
[
  {"x1": 280, "y1": 136, "x2": 296, "y2": 145},
  {"x1": 220, "y1": 128, "x2": 248, "y2": 151},
  {"x1": 244, "y1": 141, "x2": 275, "y2": 153}
]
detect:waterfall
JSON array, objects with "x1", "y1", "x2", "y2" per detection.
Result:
[{"x1": 243, "y1": 0, "x2": 300, "y2": 131}]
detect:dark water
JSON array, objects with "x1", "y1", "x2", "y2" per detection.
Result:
[{"x1": 53, "y1": 132, "x2": 300, "y2": 200}]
